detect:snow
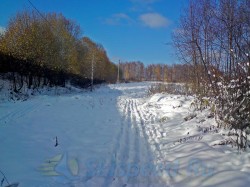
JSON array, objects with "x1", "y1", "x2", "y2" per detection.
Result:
[{"x1": 0, "y1": 82, "x2": 250, "y2": 187}]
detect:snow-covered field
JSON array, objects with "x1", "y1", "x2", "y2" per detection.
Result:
[{"x1": 0, "y1": 82, "x2": 249, "y2": 187}]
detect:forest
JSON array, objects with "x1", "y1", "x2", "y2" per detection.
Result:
[{"x1": 0, "y1": 11, "x2": 119, "y2": 92}]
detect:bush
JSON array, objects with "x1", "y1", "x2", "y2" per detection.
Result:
[{"x1": 214, "y1": 77, "x2": 250, "y2": 151}]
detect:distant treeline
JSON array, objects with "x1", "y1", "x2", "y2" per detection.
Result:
[
  {"x1": 119, "y1": 61, "x2": 191, "y2": 83},
  {"x1": 0, "y1": 10, "x2": 118, "y2": 92}
]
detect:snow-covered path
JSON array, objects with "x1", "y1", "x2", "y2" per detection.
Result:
[
  {"x1": 0, "y1": 82, "x2": 250, "y2": 187},
  {"x1": 0, "y1": 83, "x2": 161, "y2": 187}
]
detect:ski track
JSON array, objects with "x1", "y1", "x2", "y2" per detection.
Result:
[
  {"x1": 102, "y1": 96, "x2": 160, "y2": 187},
  {"x1": 101, "y1": 98, "x2": 129, "y2": 187},
  {"x1": 133, "y1": 99, "x2": 154, "y2": 187}
]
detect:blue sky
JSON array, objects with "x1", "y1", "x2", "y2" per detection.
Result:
[{"x1": 0, "y1": 0, "x2": 187, "y2": 65}]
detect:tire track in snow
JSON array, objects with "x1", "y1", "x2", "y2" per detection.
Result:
[
  {"x1": 109, "y1": 98, "x2": 150, "y2": 187},
  {"x1": 102, "y1": 98, "x2": 131, "y2": 187},
  {"x1": 123, "y1": 98, "x2": 152, "y2": 187},
  {"x1": 134, "y1": 100, "x2": 153, "y2": 159},
  {"x1": 118, "y1": 99, "x2": 132, "y2": 186},
  {"x1": 133, "y1": 99, "x2": 155, "y2": 187},
  {"x1": 104, "y1": 96, "x2": 171, "y2": 187},
  {"x1": 116, "y1": 98, "x2": 139, "y2": 187},
  {"x1": 127, "y1": 99, "x2": 141, "y2": 186},
  {"x1": 131, "y1": 99, "x2": 140, "y2": 163}
]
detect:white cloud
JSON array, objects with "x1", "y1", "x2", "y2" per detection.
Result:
[
  {"x1": 139, "y1": 13, "x2": 169, "y2": 28},
  {"x1": 104, "y1": 13, "x2": 134, "y2": 26},
  {"x1": 0, "y1": 26, "x2": 6, "y2": 35}
]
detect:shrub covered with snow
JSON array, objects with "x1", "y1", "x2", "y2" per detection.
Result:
[{"x1": 214, "y1": 76, "x2": 250, "y2": 150}]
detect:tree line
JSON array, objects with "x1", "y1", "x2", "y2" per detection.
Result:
[
  {"x1": 173, "y1": 0, "x2": 249, "y2": 150},
  {"x1": 0, "y1": 10, "x2": 118, "y2": 92},
  {"x1": 119, "y1": 61, "x2": 191, "y2": 82}
]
